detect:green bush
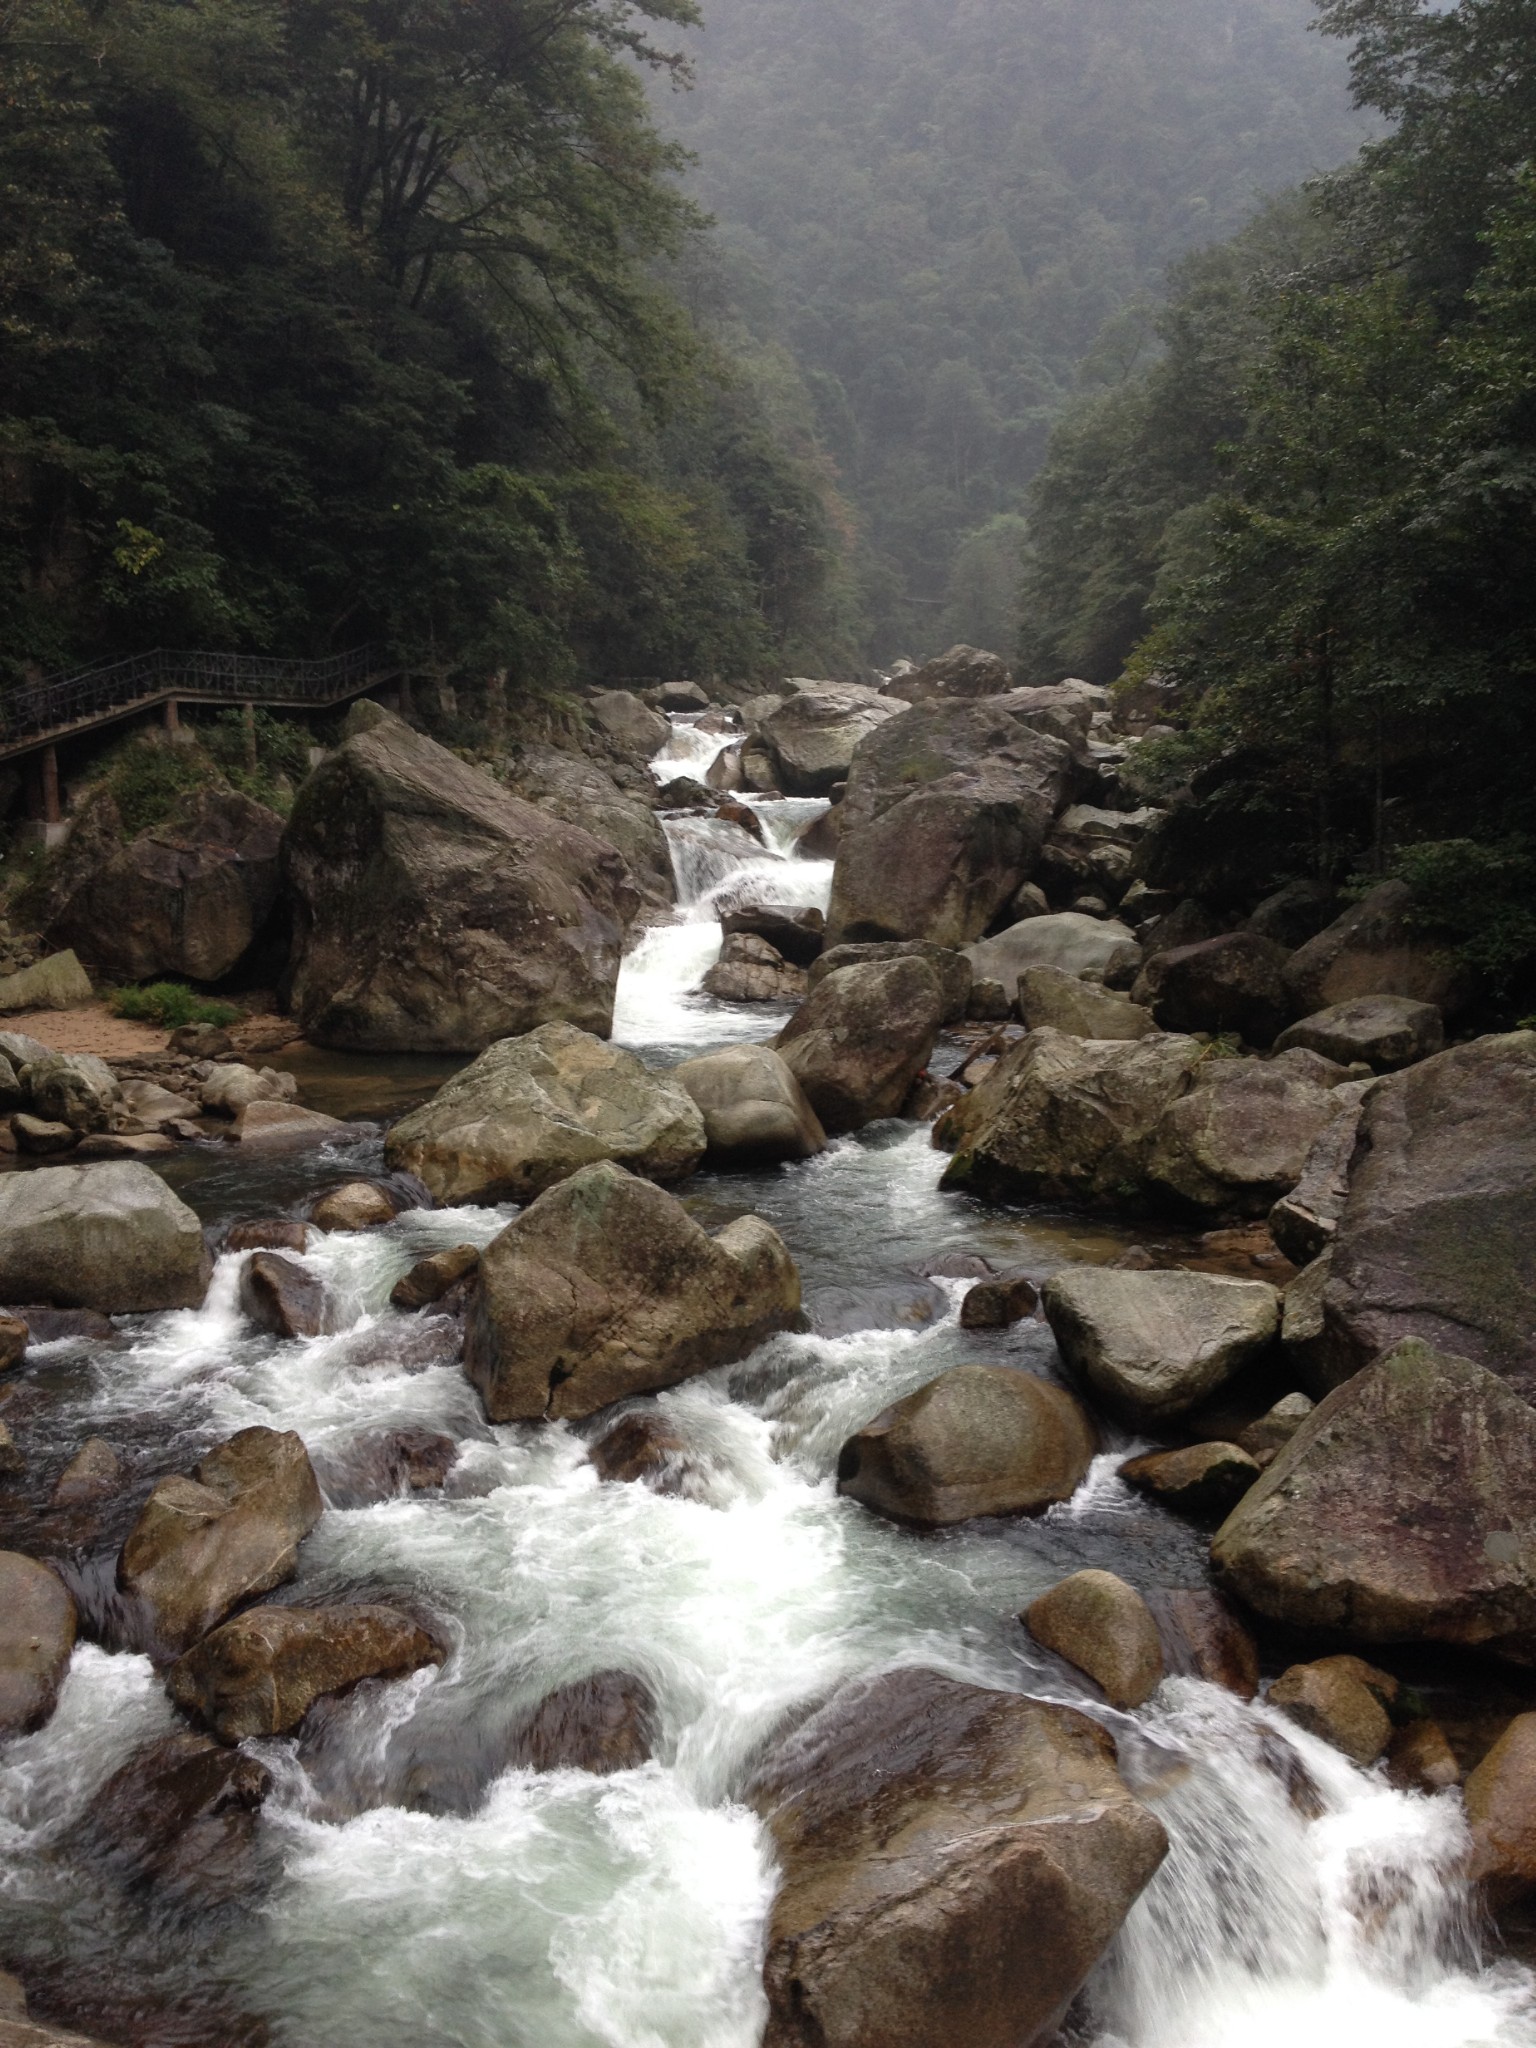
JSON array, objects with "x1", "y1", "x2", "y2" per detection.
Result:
[
  {"x1": 99, "y1": 737, "x2": 214, "y2": 835},
  {"x1": 1391, "y1": 837, "x2": 1536, "y2": 1002},
  {"x1": 109, "y1": 982, "x2": 244, "y2": 1030}
]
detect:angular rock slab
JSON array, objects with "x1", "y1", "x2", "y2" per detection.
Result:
[
  {"x1": 939, "y1": 1027, "x2": 1205, "y2": 1206},
  {"x1": 465, "y1": 1161, "x2": 801, "y2": 1422},
  {"x1": 674, "y1": 1043, "x2": 826, "y2": 1164},
  {"x1": 1145, "y1": 1051, "x2": 1346, "y2": 1217},
  {"x1": 1212, "y1": 1340, "x2": 1536, "y2": 1659},
  {"x1": 167, "y1": 1603, "x2": 444, "y2": 1742},
  {"x1": 836, "y1": 1364, "x2": 1097, "y2": 1526},
  {"x1": 282, "y1": 704, "x2": 637, "y2": 1051},
  {"x1": 1042, "y1": 1265, "x2": 1280, "y2": 1425},
  {"x1": 1275, "y1": 994, "x2": 1443, "y2": 1071},
  {"x1": 0, "y1": 1161, "x2": 210, "y2": 1313},
  {"x1": 118, "y1": 1427, "x2": 324, "y2": 1658},
  {"x1": 385, "y1": 1020, "x2": 706, "y2": 1205},
  {"x1": 747, "y1": 1667, "x2": 1167, "y2": 2048},
  {"x1": 1318, "y1": 1032, "x2": 1536, "y2": 1400}
]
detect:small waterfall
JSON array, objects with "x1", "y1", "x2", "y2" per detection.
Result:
[
  {"x1": 612, "y1": 714, "x2": 833, "y2": 1053},
  {"x1": 1089, "y1": 1681, "x2": 1536, "y2": 2048}
]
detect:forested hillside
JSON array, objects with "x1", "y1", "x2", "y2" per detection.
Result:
[
  {"x1": 658, "y1": 0, "x2": 1368, "y2": 656},
  {"x1": 1022, "y1": 0, "x2": 1536, "y2": 1004},
  {"x1": 0, "y1": 0, "x2": 858, "y2": 700}
]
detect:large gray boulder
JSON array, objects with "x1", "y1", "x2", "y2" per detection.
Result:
[
  {"x1": 1317, "y1": 1032, "x2": 1536, "y2": 1399},
  {"x1": 20, "y1": 1051, "x2": 121, "y2": 1132},
  {"x1": 1042, "y1": 1266, "x2": 1281, "y2": 1425},
  {"x1": 46, "y1": 786, "x2": 284, "y2": 983},
  {"x1": 1275, "y1": 994, "x2": 1444, "y2": 1071},
  {"x1": 1282, "y1": 879, "x2": 1475, "y2": 1018},
  {"x1": 880, "y1": 644, "x2": 1010, "y2": 701},
  {"x1": 836, "y1": 1364, "x2": 1097, "y2": 1526},
  {"x1": 464, "y1": 1161, "x2": 801, "y2": 1422},
  {"x1": 282, "y1": 706, "x2": 637, "y2": 1052},
  {"x1": 384, "y1": 1022, "x2": 706, "y2": 1205},
  {"x1": 118, "y1": 1427, "x2": 323, "y2": 1657},
  {"x1": 825, "y1": 697, "x2": 1078, "y2": 947},
  {"x1": 0, "y1": 1552, "x2": 76, "y2": 1736},
  {"x1": 673, "y1": 1043, "x2": 826, "y2": 1164},
  {"x1": 0, "y1": 948, "x2": 92, "y2": 1013},
  {"x1": 511, "y1": 742, "x2": 674, "y2": 912},
  {"x1": 1131, "y1": 931, "x2": 1292, "y2": 1046},
  {"x1": 939, "y1": 1028, "x2": 1204, "y2": 1205},
  {"x1": 747, "y1": 1667, "x2": 1166, "y2": 2048},
  {"x1": 776, "y1": 956, "x2": 943, "y2": 1133},
  {"x1": 1144, "y1": 1049, "x2": 1350, "y2": 1216},
  {"x1": 967, "y1": 912, "x2": 1137, "y2": 990},
  {"x1": 1039, "y1": 804, "x2": 1164, "y2": 902},
  {"x1": 760, "y1": 683, "x2": 902, "y2": 795},
  {"x1": 1211, "y1": 1340, "x2": 1536, "y2": 1660},
  {"x1": 808, "y1": 941, "x2": 972, "y2": 1024},
  {"x1": 586, "y1": 689, "x2": 670, "y2": 760},
  {"x1": 0, "y1": 1162, "x2": 210, "y2": 1312}
]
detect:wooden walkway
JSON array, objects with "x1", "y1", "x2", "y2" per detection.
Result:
[{"x1": 0, "y1": 646, "x2": 401, "y2": 768}]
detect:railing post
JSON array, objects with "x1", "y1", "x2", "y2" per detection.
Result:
[
  {"x1": 40, "y1": 745, "x2": 60, "y2": 825},
  {"x1": 243, "y1": 702, "x2": 258, "y2": 774},
  {"x1": 164, "y1": 696, "x2": 180, "y2": 735}
]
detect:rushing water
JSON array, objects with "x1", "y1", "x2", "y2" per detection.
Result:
[{"x1": 0, "y1": 715, "x2": 1532, "y2": 2048}]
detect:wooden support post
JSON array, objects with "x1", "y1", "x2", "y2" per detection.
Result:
[
  {"x1": 163, "y1": 696, "x2": 180, "y2": 734},
  {"x1": 242, "y1": 701, "x2": 258, "y2": 774},
  {"x1": 41, "y1": 745, "x2": 60, "y2": 826}
]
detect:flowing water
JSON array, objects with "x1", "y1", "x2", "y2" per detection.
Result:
[{"x1": 0, "y1": 715, "x2": 1532, "y2": 2048}]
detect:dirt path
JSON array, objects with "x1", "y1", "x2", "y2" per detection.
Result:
[{"x1": 0, "y1": 1003, "x2": 171, "y2": 1058}]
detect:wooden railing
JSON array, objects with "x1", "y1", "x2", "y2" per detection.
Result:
[{"x1": 0, "y1": 645, "x2": 401, "y2": 763}]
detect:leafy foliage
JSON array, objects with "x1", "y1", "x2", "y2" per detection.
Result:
[{"x1": 109, "y1": 981, "x2": 244, "y2": 1029}]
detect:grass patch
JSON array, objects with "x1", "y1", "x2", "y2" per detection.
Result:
[{"x1": 109, "y1": 982, "x2": 244, "y2": 1030}]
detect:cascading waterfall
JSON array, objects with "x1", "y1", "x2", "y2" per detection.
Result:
[
  {"x1": 612, "y1": 713, "x2": 832, "y2": 1055},
  {"x1": 0, "y1": 711, "x2": 1531, "y2": 2048}
]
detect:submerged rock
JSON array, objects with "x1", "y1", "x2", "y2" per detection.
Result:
[
  {"x1": 0, "y1": 1552, "x2": 77, "y2": 1736},
  {"x1": 81, "y1": 1731, "x2": 272, "y2": 1905},
  {"x1": 836, "y1": 1364, "x2": 1096, "y2": 1526},
  {"x1": 0, "y1": 1162, "x2": 210, "y2": 1313},
  {"x1": 1024, "y1": 1570, "x2": 1164, "y2": 1709},
  {"x1": 503, "y1": 1670, "x2": 657, "y2": 1774},
  {"x1": 674, "y1": 1043, "x2": 826, "y2": 1164},
  {"x1": 282, "y1": 705, "x2": 637, "y2": 1052},
  {"x1": 1041, "y1": 1266, "x2": 1280, "y2": 1426},
  {"x1": 52, "y1": 1438, "x2": 123, "y2": 1507},
  {"x1": 390, "y1": 1244, "x2": 480, "y2": 1310},
  {"x1": 167, "y1": 1603, "x2": 444, "y2": 1742},
  {"x1": 1143, "y1": 1589, "x2": 1259, "y2": 1698},
  {"x1": 465, "y1": 1161, "x2": 800, "y2": 1423},
  {"x1": 776, "y1": 956, "x2": 943, "y2": 1133},
  {"x1": 747, "y1": 1667, "x2": 1167, "y2": 2048},
  {"x1": 385, "y1": 1021, "x2": 706, "y2": 1205},
  {"x1": 117, "y1": 1426, "x2": 324, "y2": 1657},
  {"x1": 1211, "y1": 1340, "x2": 1536, "y2": 1659},
  {"x1": 586, "y1": 1412, "x2": 706, "y2": 1499}
]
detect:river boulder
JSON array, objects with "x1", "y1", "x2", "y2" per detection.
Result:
[
  {"x1": 0, "y1": 1161, "x2": 210, "y2": 1313},
  {"x1": 883, "y1": 644, "x2": 1010, "y2": 701},
  {"x1": 81, "y1": 1731, "x2": 272, "y2": 1905},
  {"x1": 384, "y1": 1022, "x2": 706, "y2": 1205},
  {"x1": 1017, "y1": 965, "x2": 1155, "y2": 1039},
  {"x1": 0, "y1": 1553, "x2": 76, "y2": 1736},
  {"x1": 1466, "y1": 1714, "x2": 1536, "y2": 1903},
  {"x1": 1275, "y1": 994, "x2": 1443, "y2": 1070},
  {"x1": 239, "y1": 1251, "x2": 329, "y2": 1339},
  {"x1": 19, "y1": 1051, "x2": 119, "y2": 1133},
  {"x1": 775, "y1": 956, "x2": 943, "y2": 1132},
  {"x1": 1282, "y1": 879, "x2": 1475, "y2": 1018},
  {"x1": 117, "y1": 1426, "x2": 324, "y2": 1657},
  {"x1": 967, "y1": 911, "x2": 1138, "y2": 991},
  {"x1": 282, "y1": 704, "x2": 637, "y2": 1052},
  {"x1": 46, "y1": 786, "x2": 284, "y2": 983},
  {"x1": 760, "y1": 683, "x2": 902, "y2": 795},
  {"x1": 825, "y1": 697, "x2": 1077, "y2": 947},
  {"x1": 808, "y1": 940, "x2": 972, "y2": 1023},
  {"x1": 1211, "y1": 1340, "x2": 1536, "y2": 1658},
  {"x1": 747, "y1": 1666, "x2": 1167, "y2": 2048},
  {"x1": 1023, "y1": 1570, "x2": 1164, "y2": 1709},
  {"x1": 1316, "y1": 1032, "x2": 1536, "y2": 1399},
  {"x1": 721, "y1": 904, "x2": 825, "y2": 966},
  {"x1": 512, "y1": 742, "x2": 675, "y2": 913},
  {"x1": 1268, "y1": 1083, "x2": 1373, "y2": 1265},
  {"x1": 0, "y1": 948, "x2": 93, "y2": 1013},
  {"x1": 464, "y1": 1161, "x2": 800, "y2": 1423},
  {"x1": 1042, "y1": 1266, "x2": 1280, "y2": 1426},
  {"x1": 1119, "y1": 1442, "x2": 1262, "y2": 1519},
  {"x1": 586, "y1": 689, "x2": 670, "y2": 760},
  {"x1": 167, "y1": 1604, "x2": 444, "y2": 1742},
  {"x1": 504, "y1": 1670, "x2": 658, "y2": 1775},
  {"x1": 1267, "y1": 1656, "x2": 1394, "y2": 1767},
  {"x1": 835, "y1": 1364, "x2": 1097, "y2": 1526},
  {"x1": 1144, "y1": 1049, "x2": 1348, "y2": 1216},
  {"x1": 674, "y1": 1043, "x2": 826, "y2": 1164},
  {"x1": 939, "y1": 1028, "x2": 1204, "y2": 1205},
  {"x1": 1131, "y1": 931, "x2": 1292, "y2": 1046},
  {"x1": 700, "y1": 931, "x2": 808, "y2": 1003}
]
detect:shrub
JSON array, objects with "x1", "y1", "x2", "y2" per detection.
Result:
[{"x1": 109, "y1": 982, "x2": 244, "y2": 1030}]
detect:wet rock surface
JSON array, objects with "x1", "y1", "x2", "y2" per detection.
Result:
[
  {"x1": 776, "y1": 956, "x2": 944, "y2": 1133},
  {"x1": 674, "y1": 1043, "x2": 826, "y2": 1164},
  {"x1": 0, "y1": 1162, "x2": 210, "y2": 1314},
  {"x1": 1024, "y1": 1570, "x2": 1164, "y2": 1709},
  {"x1": 0, "y1": 1552, "x2": 77, "y2": 1736},
  {"x1": 167, "y1": 1603, "x2": 444, "y2": 1742},
  {"x1": 747, "y1": 1666, "x2": 1167, "y2": 2048},
  {"x1": 1042, "y1": 1265, "x2": 1280, "y2": 1425}
]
